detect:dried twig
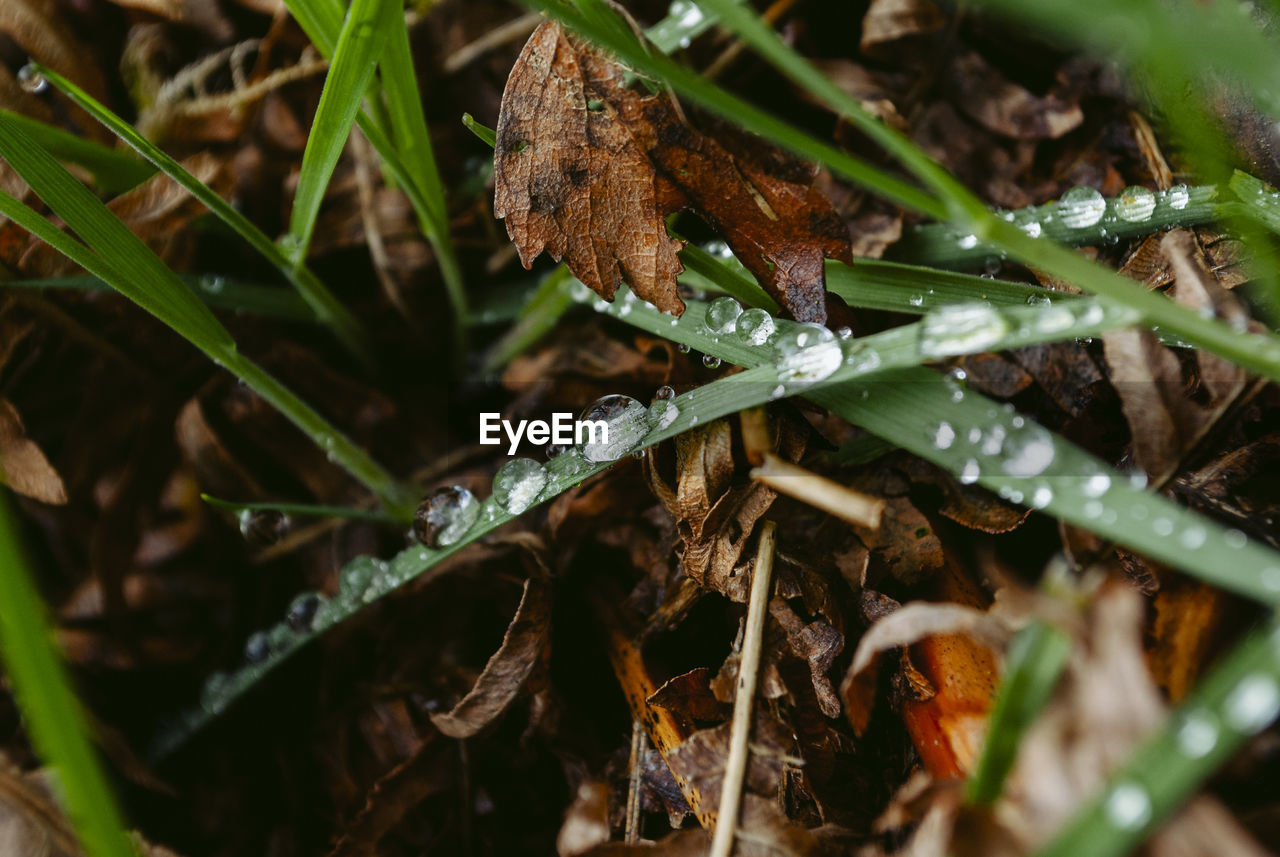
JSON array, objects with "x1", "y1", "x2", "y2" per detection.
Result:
[
  {"x1": 624, "y1": 719, "x2": 647, "y2": 844},
  {"x1": 750, "y1": 453, "x2": 884, "y2": 528}
]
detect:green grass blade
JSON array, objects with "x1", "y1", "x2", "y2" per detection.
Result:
[
  {"x1": 0, "y1": 121, "x2": 412, "y2": 516},
  {"x1": 5, "y1": 273, "x2": 313, "y2": 321},
  {"x1": 0, "y1": 110, "x2": 153, "y2": 193},
  {"x1": 27, "y1": 64, "x2": 373, "y2": 366},
  {"x1": 0, "y1": 492, "x2": 138, "y2": 857},
  {"x1": 1036, "y1": 617, "x2": 1280, "y2": 857},
  {"x1": 200, "y1": 493, "x2": 396, "y2": 523},
  {"x1": 967, "y1": 621, "x2": 1072, "y2": 805},
  {"x1": 481, "y1": 265, "x2": 577, "y2": 373},
  {"x1": 825, "y1": 259, "x2": 1057, "y2": 312},
  {"x1": 462, "y1": 112, "x2": 497, "y2": 147},
  {"x1": 284, "y1": 0, "x2": 396, "y2": 267}
]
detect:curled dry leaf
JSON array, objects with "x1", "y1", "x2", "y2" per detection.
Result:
[
  {"x1": 430, "y1": 577, "x2": 552, "y2": 738},
  {"x1": 557, "y1": 781, "x2": 612, "y2": 857},
  {"x1": 860, "y1": 0, "x2": 947, "y2": 54},
  {"x1": 495, "y1": 21, "x2": 853, "y2": 323},
  {"x1": 0, "y1": 399, "x2": 67, "y2": 505},
  {"x1": 949, "y1": 51, "x2": 1083, "y2": 140},
  {"x1": 327, "y1": 737, "x2": 452, "y2": 857}
]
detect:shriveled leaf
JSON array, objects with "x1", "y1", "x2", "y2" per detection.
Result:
[
  {"x1": 430, "y1": 577, "x2": 552, "y2": 738},
  {"x1": 557, "y1": 781, "x2": 611, "y2": 857},
  {"x1": 495, "y1": 21, "x2": 853, "y2": 323},
  {"x1": 949, "y1": 50, "x2": 1083, "y2": 140},
  {"x1": 0, "y1": 399, "x2": 67, "y2": 505},
  {"x1": 860, "y1": 0, "x2": 946, "y2": 54}
]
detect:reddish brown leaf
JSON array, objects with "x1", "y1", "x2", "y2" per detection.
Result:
[
  {"x1": 0, "y1": 399, "x2": 67, "y2": 505},
  {"x1": 495, "y1": 22, "x2": 853, "y2": 323}
]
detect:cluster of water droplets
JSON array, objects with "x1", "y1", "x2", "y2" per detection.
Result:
[{"x1": 917, "y1": 295, "x2": 1138, "y2": 358}]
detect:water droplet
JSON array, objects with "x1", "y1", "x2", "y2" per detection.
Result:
[
  {"x1": 959, "y1": 459, "x2": 980, "y2": 485},
  {"x1": 835, "y1": 326, "x2": 853, "y2": 339},
  {"x1": 920, "y1": 303, "x2": 1010, "y2": 357},
  {"x1": 493, "y1": 458, "x2": 548, "y2": 514},
  {"x1": 1225, "y1": 529, "x2": 1248, "y2": 549},
  {"x1": 1265, "y1": 567, "x2": 1280, "y2": 591},
  {"x1": 414, "y1": 486, "x2": 481, "y2": 547},
  {"x1": 1014, "y1": 209, "x2": 1042, "y2": 238},
  {"x1": 980, "y1": 424, "x2": 1007, "y2": 456},
  {"x1": 908, "y1": 294, "x2": 925, "y2": 307},
  {"x1": 1000, "y1": 424, "x2": 1056, "y2": 477},
  {"x1": 244, "y1": 631, "x2": 270, "y2": 663},
  {"x1": 340, "y1": 556, "x2": 381, "y2": 596},
  {"x1": 1176, "y1": 711, "x2": 1219, "y2": 758},
  {"x1": 17, "y1": 63, "x2": 47, "y2": 94},
  {"x1": 1030, "y1": 485, "x2": 1053, "y2": 508},
  {"x1": 1026, "y1": 293, "x2": 1052, "y2": 306},
  {"x1": 846, "y1": 346, "x2": 881, "y2": 373},
  {"x1": 1104, "y1": 781, "x2": 1152, "y2": 830},
  {"x1": 704, "y1": 296, "x2": 742, "y2": 335},
  {"x1": 1084, "y1": 500, "x2": 1104, "y2": 519},
  {"x1": 1057, "y1": 186, "x2": 1107, "y2": 229},
  {"x1": 702, "y1": 353, "x2": 722, "y2": 369},
  {"x1": 238, "y1": 509, "x2": 290, "y2": 546},
  {"x1": 735, "y1": 308, "x2": 776, "y2": 346},
  {"x1": 932, "y1": 422, "x2": 955, "y2": 450},
  {"x1": 1153, "y1": 517, "x2": 1174, "y2": 537},
  {"x1": 285, "y1": 591, "x2": 325, "y2": 632},
  {"x1": 648, "y1": 399, "x2": 679, "y2": 430},
  {"x1": 775, "y1": 323, "x2": 843, "y2": 384},
  {"x1": 578, "y1": 394, "x2": 649, "y2": 463},
  {"x1": 654, "y1": 385, "x2": 676, "y2": 401},
  {"x1": 1035, "y1": 304, "x2": 1077, "y2": 334},
  {"x1": 669, "y1": 0, "x2": 705, "y2": 28},
  {"x1": 957, "y1": 233, "x2": 979, "y2": 249},
  {"x1": 1179, "y1": 525, "x2": 1206, "y2": 550},
  {"x1": 769, "y1": 384, "x2": 787, "y2": 400},
  {"x1": 1224, "y1": 673, "x2": 1280, "y2": 734},
  {"x1": 1082, "y1": 474, "x2": 1111, "y2": 497},
  {"x1": 677, "y1": 343, "x2": 691, "y2": 354},
  {"x1": 201, "y1": 274, "x2": 226, "y2": 293},
  {"x1": 545, "y1": 442, "x2": 568, "y2": 459},
  {"x1": 200, "y1": 671, "x2": 231, "y2": 713},
  {"x1": 1166, "y1": 184, "x2": 1190, "y2": 210},
  {"x1": 1116, "y1": 186, "x2": 1156, "y2": 221}
]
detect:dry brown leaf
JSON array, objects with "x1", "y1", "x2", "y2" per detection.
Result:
[
  {"x1": 770, "y1": 598, "x2": 844, "y2": 718},
  {"x1": 495, "y1": 21, "x2": 853, "y2": 323},
  {"x1": 860, "y1": 0, "x2": 946, "y2": 54},
  {"x1": 949, "y1": 50, "x2": 1083, "y2": 140},
  {"x1": 327, "y1": 737, "x2": 452, "y2": 857},
  {"x1": 0, "y1": 399, "x2": 67, "y2": 504},
  {"x1": 430, "y1": 577, "x2": 552, "y2": 738},
  {"x1": 557, "y1": 781, "x2": 612, "y2": 857}
]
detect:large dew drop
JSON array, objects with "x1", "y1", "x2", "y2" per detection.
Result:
[
  {"x1": 492, "y1": 458, "x2": 548, "y2": 514},
  {"x1": 286, "y1": 591, "x2": 325, "y2": 632},
  {"x1": 1056, "y1": 186, "x2": 1106, "y2": 229},
  {"x1": 414, "y1": 486, "x2": 481, "y2": 547},
  {"x1": 1115, "y1": 186, "x2": 1156, "y2": 222},
  {"x1": 17, "y1": 64, "x2": 48, "y2": 94},
  {"x1": 735, "y1": 308, "x2": 776, "y2": 345},
  {"x1": 1223, "y1": 673, "x2": 1280, "y2": 734},
  {"x1": 919, "y1": 303, "x2": 1010, "y2": 357},
  {"x1": 704, "y1": 296, "x2": 742, "y2": 335},
  {"x1": 774, "y1": 323, "x2": 842, "y2": 384},
  {"x1": 578, "y1": 394, "x2": 649, "y2": 463},
  {"x1": 1104, "y1": 782, "x2": 1152, "y2": 830},
  {"x1": 999, "y1": 424, "x2": 1056, "y2": 477},
  {"x1": 1165, "y1": 184, "x2": 1190, "y2": 210}
]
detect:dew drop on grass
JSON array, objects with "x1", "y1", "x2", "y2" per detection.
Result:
[
  {"x1": 1057, "y1": 186, "x2": 1107, "y2": 228},
  {"x1": 932, "y1": 422, "x2": 955, "y2": 450},
  {"x1": 1225, "y1": 529, "x2": 1248, "y2": 549},
  {"x1": 920, "y1": 303, "x2": 1010, "y2": 357},
  {"x1": 340, "y1": 556, "x2": 381, "y2": 596},
  {"x1": 769, "y1": 384, "x2": 787, "y2": 400},
  {"x1": 775, "y1": 323, "x2": 842, "y2": 384},
  {"x1": 1115, "y1": 186, "x2": 1156, "y2": 221},
  {"x1": 704, "y1": 296, "x2": 742, "y2": 334},
  {"x1": 957, "y1": 233, "x2": 979, "y2": 249},
  {"x1": 1104, "y1": 782, "x2": 1152, "y2": 830},
  {"x1": 17, "y1": 64, "x2": 47, "y2": 94},
  {"x1": 1030, "y1": 485, "x2": 1053, "y2": 508},
  {"x1": 1082, "y1": 474, "x2": 1111, "y2": 497},
  {"x1": 648, "y1": 399, "x2": 679, "y2": 430},
  {"x1": 735, "y1": 308, "x2": 775, "y2": 345},
  {"x1": 1035, "y1": 304, "x2": 1077, "y2": 334},
  {"x1": 1265, "y1": 567, "x2": 1280, "y2": 592},
  {"x1": 1176, "y1": 711, "x2": 1219, "y2": 758},
  {"x1": 1014, "y1": 209, "x2": 1042, "y2": 238},
  {"x1": 200, "y1": 671, "x2": 231, "y2": 713},
  {"x1": 1179, "y1": 525, "x2": 1206, "y2": 550},
  {"x1": 493, "y1": 458, "x2": 549, "y2": 514},
  {"x1": 1026, "y1": 293, "x2": 1052, "y2": 306},
  {"x1": 654, "y1": 385, "x2": 675, "y2": 401},
  {"x1": 959, "y1": 459, "x2": 981, "y2": 485},
  {"x1": 999, "y1": 424, "x2": 1056, "y2": 477},
  {"x1": 980, "y1": 425, "x2": 1007, "y2": 456},
  {"x1": 1166, "y1": 184, "x2": 1190, "y2": 210},
  {"x1": 702, "y1": 354, "x2": 722, "y2": 369},
  {"x1": 1224, "y1": 674, "x2": 1280, "y2": 734},
  {"x1": 836, "y1": 326, "x2": 853, "y2": 339},
  {"x1": 238, "y1": 509, "x2": 290, "y2": 546},
  {"x1": 286, "y1": 591, "x2": 325, "y2": 632},
  {"x1": 545, "y1": 442, "x2": 568, "y2": 459},
  {"x1": 244, "y1": 631, "x2": 270, "y2": 664},
  {"x1": 908, "y1": 294, "x2": 925, "y2": 307},
  {"x1": 578, "y1": 394, "x2": 649, "y2": 463},
  {"x1": 414, "y1": 486, "x2": 480, "y2": 547},
  {"x1": 677, "y1": 343, "x2": 691, "y2": 354},
  {"x1": 1153, "y1": 517, "x2": 1174, "y2": 537}
]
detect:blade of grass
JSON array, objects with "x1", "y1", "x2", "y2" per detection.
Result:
[
  {"x1": 4, "y1": 273, "x2": 313, "y2": 321},
  {"x1": 0, "y1": 491, "x2": 138, "y2": 857},
  {"x1": 28, "y1": 64, "x2": 373, "y2": 366},
  {"x1": 283, "y1": 0, "x2": 396, "y2": 267},
  {"x1": 158, "y1": 289, "x2": 1280, "y2": 753},
  {"x1": 462, "y1": 112, "x2": 497, "y2": 147},
  {"x1": 0, "y1": 110, "x2": 153, "y2": 193},
  {"x1": 481, "y1": 265, "x2": 578, "y2": 373},
  {"x1": 0, "y1": 119, "x2": 413, "y2": 517},
  {"x1": 1036, "y1": 616, "x2": 1280, "y2": 857},
  {"x1": 200, "y1": 493, "x2": 397, "y2": 523},
  {"x1": 967, "y1": 621, "x2": 1072, "y2": 805},
  {"x1": 825, "y1": 259, "x2": 1057, "y2": 312}
]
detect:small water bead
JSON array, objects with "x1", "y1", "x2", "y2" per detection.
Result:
[
  {"x1": 415, "y1": 486, "x2": 481, "y2": 547},
  {"x1": 769, "y1": 384, "x2": 787, "y2": 400},
  {"x1": 835, "y1": 326, "x2": 853, "y2": 340},
  {"x1": 1030, "y1": 485, "x2": 1054, "y2": 508},
  {"x1": 340, "y1": 556, "x2": 381, "y2": 596},
  {"x1": 1104, "y1": 781, "x2": 1152, "y2": 830},
  {"x1": 957, "y1": 233, "x2": 979, "y2": 250},
  {"x1": 1153, "y1": 517, "x2": 1175, "y2": 537},
  {"x1": 908, "y1": 294, "x2": 925, "y2": 308},
  {"x1": 1026, "y1": 292, "x2": 1052, "y2": 307},
  {"x1": 578, "y1": 394, "x2": 649, "y2": 463},
  {"x1": 669, "y1": 0, "x2": 705, "y2": 29},
  {"x1": 1035, "y1": 304, "x2": 1077, "y2": 334},
  {"x1": 735, "y1": 308, "x2": 775, "y2": 345},
  {"x1": 1176, "y1": 711, "x2": 1220, "y2": 758},
  {"x1": 493, "y1": 458, "x2": 549, "y2": 514},
  {"x1": 702, "y1": 354, "x2": 722, "y2": 369},
  {"x1": 238, "y1": 509, "x2": 290, "y2": 546},
  {"x1": 1082, "y1": 474, "x2": 1111, "y2": 498},
  {"x1": 1165, "y1": 184, "x2": 1190, "y2": 210},
  {"x1": 244, "y1": 631, "x2": 271, "y2": 664},
  {"x1": 200, "y1": 671, "x2": 231, "y2": 713},
  {"x1": 17, "y1": 64, "x2": 47, "y2": 94},
  {"x1": 648, "y1": 399, "x2": 680, "y2": 430},
  {"x1": 1225, "y1": 529, "x2": 1248, "y2": 549},
  {"x1": 677, "y1": 343, "x2": 692, "y2": 354},
  {"x1": 1115, "y1": 186, "x2": 1156, "y2": 222},
  {"x1": 920, "y1": 303, "x2": 1010, "y2": 357},
  {"x1": 1000, "y1": 424, "x2": 1057, "y2": 478},
  {"x1": 1057, "y1": 186, "x2": 1107, "y2": 229},
  {"x1": 981, "y1": 425, "x2": 1007, "y2": 456},
  {"x1": 1224, "y1": 673, "x2": 1280, "y2": 734},
  {"x1": 1263, "y1": 567, "x2": 1280, "y2": 592},
  {"x1": 704, "y1": 296, "x2": 742, "y2": 335},
  {"x1": 545, "y1": 442, "x2": 568, "y2": 459},
  {"x1": 1084, "y1": 500, "x2": 1104, "y2": 519},
  {"x1": 654, "y1": 385, "x2": 676, "y2": 401},
  {"x1": 959, "y1": 460, "x2": 981, "y2": 485},
  {"x1": 1179, "y1": 525, "x2": 1207, "y2": 550},
  {"x1": 845, "y1": 346, "x2": 881, "y2": 373},
  {"x1": 1014, "y1": 209, "x2": 1042, "y2": 238},
  {"x1": 775, "y1": 323, "x2": 843, "y2": 384},
  {"x1": 932, "y1": 422, "x2": 956, "y2": 450},
  {"x1": 286, "y1": 591, "x2": 325, "y2": 632}
]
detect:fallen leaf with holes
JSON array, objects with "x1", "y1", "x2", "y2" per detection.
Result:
[
  {"x1": 0, "y1": 399, "x2": 67, "y2": 505},
  {"x1": 494, "y1": 21, "x2": 853, "y2": 323}
]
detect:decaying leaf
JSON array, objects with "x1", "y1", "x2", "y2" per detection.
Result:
[
  {"x1": 495, "y1": 21, "x2": 853, "y2": 323},
  {"x1": 431, "y1": 577, "x2": 552, "y2": 738},
  {"x1": 860, "y1": 0, "x2": 947, "y2": 55},
  {"x1": 0, "y1": 399, "x2": 67, "y2": 504},
  {"x1": 557, "y1": 781, "x2": 612, "y2": 857},
  {"x1": 949, "y1": 50, "x2": 1083, "y2": 140}
]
